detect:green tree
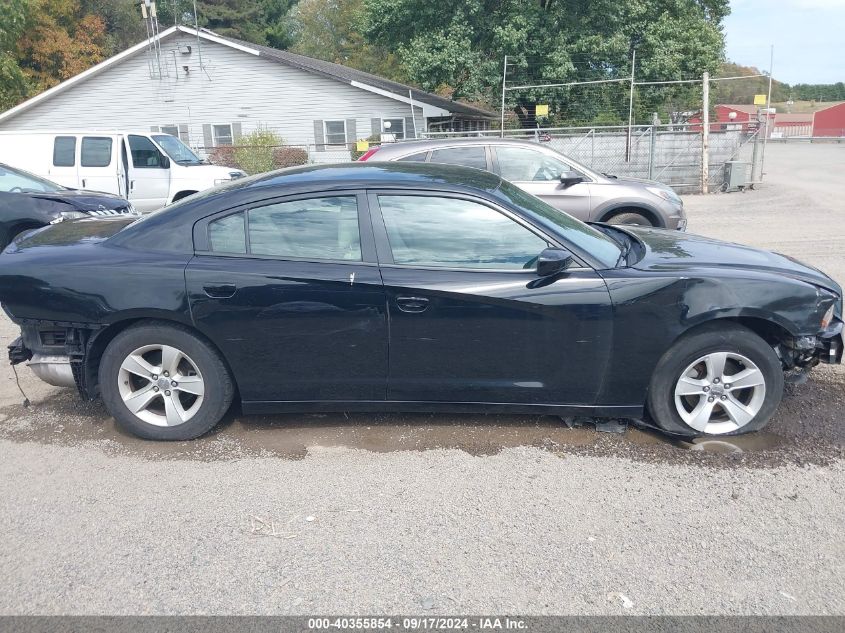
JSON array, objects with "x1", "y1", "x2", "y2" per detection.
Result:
[
  {"x1": 0, "y1": 0, "x2": 32, "y2": 109},
  {"x1": 17, "y1": 0, "x2": 108, "y2": 93},
  {"x1": 80, "y1": 0, "x2": 146, "y2": 53},
  {"x1": 290, "y1": 0, "x2": 405, "y2": 81},
  {"x1": 791, "y1": 83, "x2": 845, "y2": 102},
  {"x1": 711, "y1": 61, "x2": 789, "y2": 105},
  {"x1": 363, "y1": 0, "x2": 730, "y2": 125}
]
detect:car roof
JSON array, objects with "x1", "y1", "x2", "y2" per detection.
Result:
[
  {"x1": 112, "y1": 162, "x2": 506, "y2": 246},
  {"x1": 372, "y1": 136, "x2": 553, "y2": 156},
  {"x1": 221, "y1": 161, "x2": 504, "y2": 193}
]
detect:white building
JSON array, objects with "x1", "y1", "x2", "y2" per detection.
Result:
[{"x1": 0, "y1": 26, "x2": 494, "y2": 159}]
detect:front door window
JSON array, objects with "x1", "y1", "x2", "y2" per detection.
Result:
[{"x1": 377, "y1": 195, "x2": 548, "y2": 269}]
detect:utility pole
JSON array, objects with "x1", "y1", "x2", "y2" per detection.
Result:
[
  {"x1": 760, "y1": 45, "x2": 774, "y2": 180},
  {"x1": 626, "y1": 49, "x2": 636, "y2": 161},
  {"x1": 701, "y1": 70, "x2": 710, "y2": 194},
  {"x1": 500, "y1": 56, "x2": 508, "y2": 137}
]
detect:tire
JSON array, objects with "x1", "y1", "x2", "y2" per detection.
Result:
[
  {"x1": 647, "y1": 323, "x2": 783, "y2": 437},
  {"x1": 99, "y1": 321, "x2": 234, "y2": 440},
  {"x1": 606, "y1": 211, "x2": 654, "y2": 227}
]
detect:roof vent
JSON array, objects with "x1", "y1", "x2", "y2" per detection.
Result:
[{"x1": 179, "y1": 45, "x2": 192, "y2": 55}]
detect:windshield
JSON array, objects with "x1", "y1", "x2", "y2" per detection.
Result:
[
  {"x1": 152, "y1": 135, "x2": 203, "y2": 165},
  {"x1": 492, "y1": 180, "x2": 622, "y2": 269},
  {"x1": 0, "y1": 164, "x2": 65, "y2": 193}
]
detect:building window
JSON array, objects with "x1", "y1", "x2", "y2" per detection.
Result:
[
  {"x1": 382, "y1": 118, "x2": 405, "y2": 140},
  {"x1": 324, "y1": 120, "x2": 347, "y2": 146},
  {"x1": 213, "y1": 124, "x2": 234, "y2": 146}
]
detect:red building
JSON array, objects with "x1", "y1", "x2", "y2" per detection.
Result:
[
  {"x1": 714, "y1": 104, "x2": 813, "y2": 135},
  {"x1": 812, "y1": 102, "x2": 845, "y2": 137},
  {"x1": 711, "y1": 103, "x2": 845, "y2": 138}
]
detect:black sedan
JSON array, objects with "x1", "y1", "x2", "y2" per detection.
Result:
[
  {"x1": 0, "y1": 162, "x2": 135, "y2": 249},
  {"x1": 1, "y1": 163, "x2": 841, "y2": 440}
]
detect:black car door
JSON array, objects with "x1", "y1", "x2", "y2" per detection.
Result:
[
  {"x1": 185, "y1": 191, "x2": 388, "y2": 404},
  {"x1": 369, "y1": 191, "x2": 614, "y2": 406}
]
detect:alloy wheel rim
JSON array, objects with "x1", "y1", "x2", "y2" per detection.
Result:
[
  {"x1": 117, "y1": 344, "x2": 205, "y2": 427},
  {"x1": 673, "y1": 351, "x2": 766, "y2": 435}
]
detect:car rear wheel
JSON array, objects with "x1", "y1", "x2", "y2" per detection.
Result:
[
  {"x1": 647, "y1": 324, "x2": 783, "y2": 436},
  {"x1": 606, "y1": 211, "x2": 654, "y2": 227},
  {"x1": 99, "y1": 322, "x2": 234, "y2": 440}
]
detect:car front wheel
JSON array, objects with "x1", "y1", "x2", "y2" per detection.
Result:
[
  {"x1": 607, "y1": 211, "x2": 654, "y2": 227},
  {"x1": 647, "y1": 324, "x2": 784, "y2": 436},
  {"x1": 99, "y1": 322, "x2": 234, "y2": 440}
]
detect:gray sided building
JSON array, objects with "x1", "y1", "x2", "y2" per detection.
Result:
[{"x1": 0, "y1": 26, "x2": 494, "y2": 160}]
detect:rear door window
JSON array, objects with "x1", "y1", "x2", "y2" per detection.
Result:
[
  {"x1": 80, "y1": 137, "x2": 113, "y2": 167},
  {"x1": 429, "y1": 146, "x2": 488, "y2": 170},
  {"x1": 494, "y1": 145, "x2": 572, "y2": 182},
  {"x1": 248, "y1": 196, "x2": 361, "y2": 261},
  {"x1": 397, "y1": 151, "x2": 428, "y2": 162},
  {"x1": 52, "y1": 136, "x2": 76, "y2": 167}
]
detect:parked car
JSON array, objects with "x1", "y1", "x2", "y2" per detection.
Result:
[
  {"x1": 1, "y1": 163, "x2": 841, "y2": 441},
  {"x1": 0, "y1": 162, "x2": 136, "y2": 250},
  {"x1": 0, "y1": 131, "x2": 245, "y2": 213},
  {"x1": 359, "y1": 138, "x2": 686, "y2": 230}
]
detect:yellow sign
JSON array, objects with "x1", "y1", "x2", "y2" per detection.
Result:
[
  {"x1": 356, "y1": 140, "x2": 369, "y2": 152},
  {"x1": 753, "y1": 94, "x2": 767, "y2": 106},
  {"x1": 536, "y1": 104, "x2": 549, "y2": 116}
]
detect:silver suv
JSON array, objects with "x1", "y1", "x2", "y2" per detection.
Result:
[{"x1": 360, "y1": 138, "x2": 687, "y2": 230}]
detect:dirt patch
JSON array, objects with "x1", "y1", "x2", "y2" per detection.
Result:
[{"x1": 0, "y1": 363, "x2": 841, "y2": 468}]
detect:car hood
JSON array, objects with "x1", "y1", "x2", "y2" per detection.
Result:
[
  {"x1": 25, "y1": 189, "x2": 129, "y2": 211},
  {"x1": 626, "y1": 226, "x2": 842, "y2": 295}
]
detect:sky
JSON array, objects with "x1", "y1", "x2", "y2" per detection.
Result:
[{"x1": 723, "y1": 0, "x2": 845, "y2": 85}]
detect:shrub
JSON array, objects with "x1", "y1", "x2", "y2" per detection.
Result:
[
  {"x1": 272, "y1": 146, "x2": 309, "y2": 168},
  {"x1": 233, "y1": 128, "x2": 285, "y2": 175},
  {"x1": 208, "y1": 145, "x2": 239, "y2": 169}
]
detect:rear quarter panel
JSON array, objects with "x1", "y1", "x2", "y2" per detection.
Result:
[{"x1": 0, "y1": 242, "x2": 192, "y2": 325}]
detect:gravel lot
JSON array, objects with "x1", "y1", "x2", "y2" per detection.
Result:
[{"x1": 0, "y1": 142, "x2": 843, "y2": 615}]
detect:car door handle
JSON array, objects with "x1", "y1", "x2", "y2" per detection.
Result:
[
  {"x1": 203, "y1": 283, "x2": 237, "y2": 299},
  {"x1": 395, "y1": 296, "x2": 430, "y2": 313}
]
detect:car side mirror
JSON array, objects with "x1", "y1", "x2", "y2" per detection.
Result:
[
  {"x1": 536, "y1": 247, "x2": 574, "y2": 277},
  {"x1": 160, "y1": 155, "x2": 171, "y2": 169},
  {"x1": 559, "y1": 170, "x2": 584, "y2": 187}
]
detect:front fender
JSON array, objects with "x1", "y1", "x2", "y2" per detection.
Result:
[{"x1": 597, "y1": 270, "x2": 829, "y2": 405}]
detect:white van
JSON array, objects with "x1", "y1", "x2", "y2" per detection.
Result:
[{"x1": 0, "y1": 131, "x2": 245, "y2": 213}]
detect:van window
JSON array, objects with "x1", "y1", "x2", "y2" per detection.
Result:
[
  {"x1": 81, "y1": 137, "x2": 113, "y2": 167},
  {"x1": 53, "y1": 136, "x2": 76, "y2": 167},
  {"x1": 128, "y1": 135, "x2": 164, "y2": 168}
]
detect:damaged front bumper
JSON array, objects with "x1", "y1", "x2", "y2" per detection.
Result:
[{"x1": 819, "y1": 319, "x2": 844, "y2": 364}]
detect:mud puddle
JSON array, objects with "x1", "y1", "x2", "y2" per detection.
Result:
[{"x1": 0, "y1": 389, "x2": 807, "y2": 466}]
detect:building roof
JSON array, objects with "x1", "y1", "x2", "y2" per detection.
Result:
[
  {"x1": 0, "y1": 25, "x2": 495, "y2": 125},
  {"x1": 717, "y1": 104, "x2": 813, "y2": 124},
  {"x1": 219, "y1": 33, "x2": 495, "y2": 119}
]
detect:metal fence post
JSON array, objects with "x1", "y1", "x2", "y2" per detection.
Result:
[
  {"x1": 701, "y1": 71, "x2": 709, "y2": 194},
  {"x1": 500, "y1": 56, "x2": 508, "y2": 138},
  {"x1": 626, "y1": 49, "x2": 636, "y2": 162},
  {"x1": 648, "y1": 125, "x2": 656, "y2": 179}
]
